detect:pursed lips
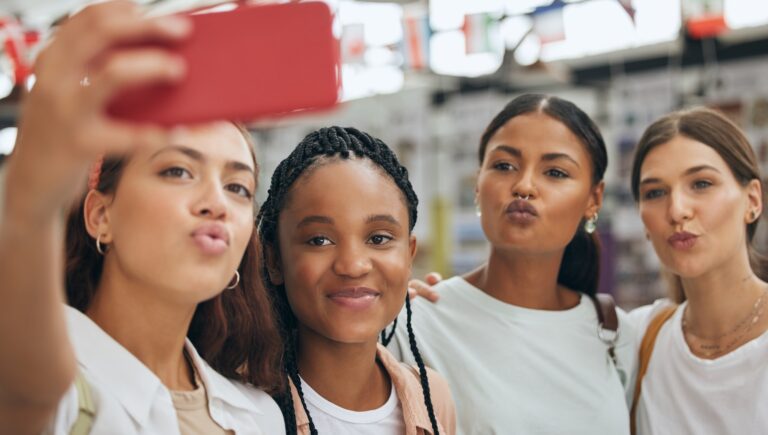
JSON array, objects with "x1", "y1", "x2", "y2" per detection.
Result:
[{"x1": 191, "y1": 223, "x2": 230, "y2": 255}]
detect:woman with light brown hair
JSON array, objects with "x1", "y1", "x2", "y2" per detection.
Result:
[{"x1": 629, "y1": 107, "x2": 768, "y2": 434}]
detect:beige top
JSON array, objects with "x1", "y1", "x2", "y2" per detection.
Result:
[
  {"x1": 291, "y1": 344, "x2": 456, "y2": 435},
  {"x1": 170, "y1": 363, "x2": 234, "y2": 435}
]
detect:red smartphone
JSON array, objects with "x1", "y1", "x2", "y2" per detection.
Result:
[{"x1": 108, "y1": 2, "x2": 341, "y2": 125}]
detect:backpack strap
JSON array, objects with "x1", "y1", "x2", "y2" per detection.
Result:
[
  {"x1": 69, "y1": 371, "x2": 96, "y2": 435},
  {"x1": 630, "y1": 304, "x2": 677, "y2": 435},
  {"x1": 588, "y1": 293, "x2": 619, "y2": 365}
]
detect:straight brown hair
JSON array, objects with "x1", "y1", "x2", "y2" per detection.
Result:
[{"x1": 631, "y1": 107, "x2": 767, "y2": 303}]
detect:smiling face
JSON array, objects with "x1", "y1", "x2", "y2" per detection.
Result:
[
  {"x1": 637, "y1": 134, "x2": 762, "y2": 278},
  {"x1": 476, "y1": 112, "x2": 603, "y2": 255},
  {"x1": 272, "y1": 158, "x2": 416, "y2": 345},
  {"x1": 86, "y1": 121, "x2": 256, "y2": 305}
]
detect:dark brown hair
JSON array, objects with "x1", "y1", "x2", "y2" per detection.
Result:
[
  {"x1": 630, "y1": 107, "x2": 767, "y2": 302},
  {"x1": 479, "y1": 94, "x2": 608, "y2": 296},
  {"x1": 64, "y1": 123, "x2": 283, "y2": 391}
]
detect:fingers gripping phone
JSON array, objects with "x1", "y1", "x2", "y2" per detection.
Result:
[{"x1": 108, "y1": 2, "x2": 341, "y2": 125}]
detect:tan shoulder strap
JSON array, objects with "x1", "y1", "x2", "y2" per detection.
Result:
[
  {"x1": 630, "y1": 305, "x2": 677, "y2": 435},
  {"x1": 69, "y1": 372, "x2": 96, "y2": 435}
]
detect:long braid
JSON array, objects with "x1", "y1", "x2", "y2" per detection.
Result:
[
  {"x1": 379, "y1": 317, "x2": 398, "y2": 346},
  {"x1": 405, "y1": 296, "x2": 440, "y2": 435},
  {"x1": 286, "y1": 334, "x2": 319, "y2": 435},
  {"x1": 259, "y1": 126, "x2": 437, "y2": 433}
]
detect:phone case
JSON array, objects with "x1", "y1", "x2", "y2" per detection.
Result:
[{"x1": 108, "y1": 2, "x2": 341, "y2": 125}]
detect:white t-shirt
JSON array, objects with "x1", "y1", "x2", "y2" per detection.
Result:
[
  {"x1": 45, "y1": 307, "x2": 285, "y2": 435},
  {"x1": 389, "y1": 276, "x2": 637, "y2": 435},
  {"x1": 298, "y1": 375, "x2": 405, "y2": 435},
  {"x1": 630, "y1": 300, "x2": 768, "y2": 435}
]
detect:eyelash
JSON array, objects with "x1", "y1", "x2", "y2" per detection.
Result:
[
  {"x1": 492, "y1": 162, "x2": 569, "y2": 179},
  {"x1": 305, "y1": 234, "x2": 394, "y2": 247},
  {"x1": 546, "y1": 168, "x2": 569, "y2": 179},
  {"x1": 160, "y1": 166, "x2": 192, "y2": 179},
  {"x1": 226, "y1": 184, "x2": 253, "y2": 199},
  {"x1": 308, "y1": 236, "x2": 332, "y2": 246},
  {"x1": 160, "y1": 167, "x2": 253, "y2": 199},
  {"x1": 369, "y1": 234, "x2": 394, "y2": 245},
  {"x1": 492, "y1": 161, "x2": 516, "y2": 171},
  {"x1": 642, "y1": 180, "x2": 714, "y2": 200}
]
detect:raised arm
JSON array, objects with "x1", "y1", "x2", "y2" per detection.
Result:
[{"x1": 0, "y1": 2, "x2": 189, "y2": 431}]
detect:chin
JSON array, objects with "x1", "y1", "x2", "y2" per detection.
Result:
[
  {"x1": 666, "y1": 258, "x2": 710, "y2": 280},
  {"x1": 326, "y1": 325, "x2": 382, "y2": 345},
  {"x1": 175, "y1": 279, "x2": 229, "y2": 303}
]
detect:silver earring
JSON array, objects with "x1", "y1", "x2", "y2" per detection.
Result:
[
  {"x1": 476, "y1": 204, "x2": 482, "y2": 217},
  {"x1": 226, "y1": 271, "x2": 240, "y2": 290},
  {"x1": 585, "y1": 214, "x2": 598, "y2": 234},
  {"x1": 96, "y1": 234, "x2": 106, "y2": 255}
]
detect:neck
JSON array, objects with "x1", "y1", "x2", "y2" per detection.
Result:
[
  {"x1": 296, "y1": 326, "x2": 389, "y2": 411},
  {"x1": 682, "y1": 251, "x2": 767, "y2": 339},
  {"x1": 86, "y1": 266, "x2": 197, "y2": 391},
  {"x1": 464, "y1": 247, "x2": 580, "y2": 310}
]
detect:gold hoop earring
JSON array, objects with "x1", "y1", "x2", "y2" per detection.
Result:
[
  {"x1": 226, "y1": 271, "x2": 240, "y2": 290},
  {"x1": 584, "y1": 214, "x2": 598, "y2": 234},
  {"x1": 96, "y1": 234, "x2": 106, "y2": 255}
]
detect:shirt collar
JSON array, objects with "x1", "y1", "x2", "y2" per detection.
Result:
[
  {"x1": 66, "y1": 306, "x2": 264, "y2": 428},
  {"x1": 184, "y1": 339, "x2": 264, "y2": 415},
  {"x1": 290, "y1": 344, "x2": 436, "y2": 434},
  {"x1": 376, "y1": 343, "x2": 436, "y2": 434},
  {"x1": 66, "y1": 306, "x2": 163, "y2": 427}
]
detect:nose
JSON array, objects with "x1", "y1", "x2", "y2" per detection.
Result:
[
  {"x1": 667, "y1": 188, "x2": 693, "y2": 225},
  {"x1": 512, "y1": 167, "x2": 537, "y2": 200},
  {"x1": 194, "y1": 180, "x2": 228, "y2": 220},
  {"x1": 332, "y1": 240, "x2": 372, "y2": 279}
]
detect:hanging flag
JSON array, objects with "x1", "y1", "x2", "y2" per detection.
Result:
[
  {"x1": 462, "y1": 12, "x2": 500, "y2": 54},
  {"x1": 401, "y1": 14, "x2": 430, "y2": 71},
  {"x1": 683, "y1": 0, "x2": 727, "y2": 39},
  {"x1": 531, "y1": 1, "x2": 565, "y2": 44},
  {"x1": 0, "y1": 16, "x2": 39, "y2": 84},
  {"x1": 341, "y1": 23, "x2": 366, "y2": 65},
  {"x1": 617, "y1": 0, "x2": 636, "y2": 24}
]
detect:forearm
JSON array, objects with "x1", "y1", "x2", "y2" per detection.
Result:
[{"x1": 0, "y1": 178, "x2": 76, "y2": 409}]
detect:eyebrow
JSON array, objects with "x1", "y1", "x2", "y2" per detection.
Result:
[
  {"x1": 296, "y1": 214, "x2": 401, "y2": 229},
  {"x1": 297, "y1": 215, "x2": 333, "y2": 228},
  {"x1": 366, "y1": 214, "x2": 400, "y2": 226},
  {"x1": 490, "y1": 145, "x2": 580, "y2": 168},
  {"x1": 150, "y1": 145, "x2": 255, "y2": 175},
  {"x1": 640, "y1": 164, "x2": 722, "y2": 186}
]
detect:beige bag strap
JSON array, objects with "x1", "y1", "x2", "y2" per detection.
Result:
[
  {"x1": 630, "y1": 305, "x2": 677, "y2": 435},
  {"x1": 69, "y1": 372, "x2": 96, "y2": 435}
]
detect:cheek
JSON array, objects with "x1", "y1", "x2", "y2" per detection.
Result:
[
  {"x1": 230, "y1": 207, "x2": 255, "y2": 253},
  {"x1": 381, "y1": 250, "x2": 411, "y2": 293},
  {"x1": 112, "y1": 187, "x2": 182, "y2": 244}
]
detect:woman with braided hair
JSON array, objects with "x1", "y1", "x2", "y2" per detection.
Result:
[{"x1": 257, "y1": 126, "x2": 455, "y2": 435}]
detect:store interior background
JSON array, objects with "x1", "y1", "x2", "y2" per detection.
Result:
[{"x1": 1, "y1": 0, "x2": 768, "y2": 308}]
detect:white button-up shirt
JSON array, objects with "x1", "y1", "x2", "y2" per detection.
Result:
[{"x1": 46, "y1": 307, "x2": 285, "y2": 434}]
